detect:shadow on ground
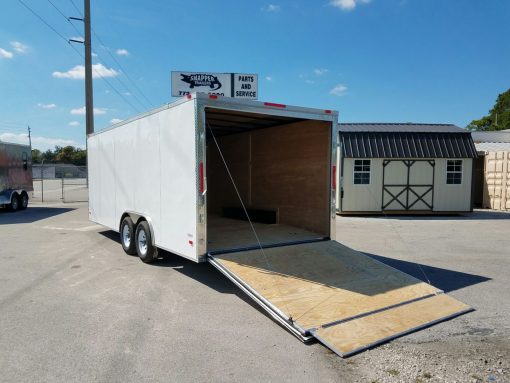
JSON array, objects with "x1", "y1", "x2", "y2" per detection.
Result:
[
  {"x1": 339, "y1": 209, "x2": 510, "y2": 221},
  {"x1": 0, "y1": 207, "x2": 75, "y2": 225},
  {"x1": 365, "y1": 252, "x2": 491, "y2": 292},
  {"x1": 98, "y1": 230, "x2": 270, "y2": 316}
]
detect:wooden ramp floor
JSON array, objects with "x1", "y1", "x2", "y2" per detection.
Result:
[
  {"x1": 211, "y1": 241, "x2": 472, "y2": 356},
  {"x1": 207, "y1": 215, "x2": 324, "y2": 252}
]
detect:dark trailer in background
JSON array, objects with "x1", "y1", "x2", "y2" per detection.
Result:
[{"x1": 0, "y1": 141, "x2": 32, "y2": 211}]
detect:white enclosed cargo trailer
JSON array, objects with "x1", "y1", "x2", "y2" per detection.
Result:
[
  {"x1": 0, "y1": 141, "x2": 32, "y2": 211},
  {"x1": 88, "y1": 93, "x2": 471, "y2": 357}
]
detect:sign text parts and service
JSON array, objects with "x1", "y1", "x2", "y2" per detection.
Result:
[{"x1": 171, "y1": 72, "x2": 258, "y2": 100}]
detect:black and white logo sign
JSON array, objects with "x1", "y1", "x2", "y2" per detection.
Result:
[{"x1": 171, "y1": 71, "x2": 258, "y2": 99}]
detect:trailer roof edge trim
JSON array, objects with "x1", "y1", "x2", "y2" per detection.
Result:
[{"x1": 89, "y1": 93, "x2": 339, "y2": 138}]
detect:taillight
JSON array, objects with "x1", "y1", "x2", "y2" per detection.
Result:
[{"x1": 199, "y1": 162, "x2": 205, "y2": 193}]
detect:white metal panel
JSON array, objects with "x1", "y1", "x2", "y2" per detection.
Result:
[
  {"x1": 159, "y1": 101, "x2": 198, "y2": 260},
  {"x1": 87, "y1": 134, "x2": 100, "y2": 222},
  {"x1": 113, "y1": 122, "x2": 137, "y2": 222},
  {"x1": 88, "y1": 133, "x2": 116, "y2": 229}
]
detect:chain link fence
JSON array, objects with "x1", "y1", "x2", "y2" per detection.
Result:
[{"x1": 32, "y1": 164, "x2": 88, "y2": 203}]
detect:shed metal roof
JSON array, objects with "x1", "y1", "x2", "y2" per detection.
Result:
[
  {"x1": 475, "y1": 142, "x2": 510, "y2": 152},
  {"x1": 339, "y1": 124, "x2": 477, "y2": 159},
  {"x1": 470, "y1": 131, "x2": 510, "y2": 143}
]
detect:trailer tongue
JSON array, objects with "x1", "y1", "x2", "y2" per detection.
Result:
[{"x1": 208, "y1": 240, "x2": 471, "y2": 357}]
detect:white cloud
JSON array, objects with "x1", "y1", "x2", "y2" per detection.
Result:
[
  {"x1": 91, "y1": 52, "x2": 98, "y2": 57},
  {"x1": 110, "y1": 118, "x2": 123, "y2": 124},
  {"x1": 116, "y1": 48, "x2": 129, "y2": 56},
  {"x1": 330, "y1": 0, "x2": 371, "y2": 11},
  {"x1": 0, "y1": 47, "x2": 13, "y2": 59},
  {"x1": 70, "y1": 106, "x2": 107, "y2": 115},
  {"x1": 265, "y1": 76, "x2": 273, "y2": 81},
  {"x1": 262, "y1": 4, "x2": 281, "y2": 12},
  {"x1": 10, "y1": 41, "x2": 28, "y2": 53},
  {"x1": 305, "y1": 79, "x2": 315, "y2": 84},
  {"x1": 37, "y1": 103, "x2": 57, "y2": 109},
  {"x1": 123, "y1": 92, "x2": 131, "y2": 96},
  {"x1": 53, "y1": 63, "x2": 119, "y2": 79},
  {"x1": 330, "y1": 84, "x2": 348, "y2": 96},
  {"x1": 313, "y1": 68, "x2": 329, "y2": 76},
  {"x1": 0, "y1": 132, "x2": 83, "y2": 151},
  {"x1": 68, "y1": 121, "x2": 80, "y2": 127}
]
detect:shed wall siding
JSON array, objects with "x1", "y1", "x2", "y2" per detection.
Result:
[
  {"x1": 433, "y1": 158, "x2": 472, "y2": 212},
  {"x1": 340, "y1": 158, "x2": 383, "y2": 212},
  {"x1": 338, "y1": 157, "x2": 473, "y2": 212}
]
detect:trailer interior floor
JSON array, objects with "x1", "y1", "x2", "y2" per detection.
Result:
[
  {"x1": 206, "y1": 215, "x2": 324, "y2": 253},
  {"x1": 209, "y1": 240, "x2": 472, "y2": 356}
]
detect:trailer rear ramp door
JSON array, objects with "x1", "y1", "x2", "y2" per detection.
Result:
[{"x1": 208, "y1": 241, "x2": 472, "y2": 357}]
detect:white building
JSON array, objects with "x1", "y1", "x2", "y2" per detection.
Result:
[{"x1": 337, "y1": 123, "x2": 477, "y2": 214}]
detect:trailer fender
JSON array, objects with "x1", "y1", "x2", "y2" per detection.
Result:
[
  {"x1": 1, "y1": 189, "x2": 26, "y2": 206},
  {"x1": 121, "y1": 211, "x2": 156, "y2": 246}
]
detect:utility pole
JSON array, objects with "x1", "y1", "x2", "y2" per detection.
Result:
[
  {"x1": 27, "y1": 125, "x2": 32, "y2": 149},
  {"x1": 84, "y1": 0, "x2": 94, "y2": 136}
]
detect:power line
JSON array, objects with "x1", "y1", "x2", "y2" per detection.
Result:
[
  {"x1": 57, "y1": 0, "x2": 151, "y2": 110},
  {"x1": 68, "y1": 0, "x2": 153, "y2": 108},
  {"x1": 46, "y1": 0, "x2": 82, "y2": 37},
  {"x1": 92, "y1": 34, "x2": 155, "y2": 108},
  {"x1": 17, "y1": 0, "x2": 71, "y2": 45},
  {"x1": 17, "y1": 0, "x2": 141, "y2": 114}
]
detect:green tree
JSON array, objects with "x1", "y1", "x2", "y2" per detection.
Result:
[
  {"x1": 467, "y1": 88, "x2": 510, "y2": 131},
  {"x1": 31, "y1": 148, "x2": 42, "y2": 163}
]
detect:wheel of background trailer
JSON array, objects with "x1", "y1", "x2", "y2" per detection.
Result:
[
  {"x1": 135, "y1": 221, "x2": 157, "y2": 263},
  {"x1": 120, "y1": 216, "x2": 137, "y2": 255},
  {"x1": 9, "y1": 193, "x2": 19, "y2": 212},
  {"x1": 19, "y1": 192, "x2": 29, "y2": 210}
]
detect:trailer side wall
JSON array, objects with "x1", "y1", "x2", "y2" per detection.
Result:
[{"x1": 88, "y1": 100, "x2": 199, "y2": 261}]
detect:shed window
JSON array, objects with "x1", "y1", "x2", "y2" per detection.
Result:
[
  {"x1": 353, "y1": 159, "x2": 371, "y2": 185},
  {"x1": 446, "y1": 160, "x2": 462, "y2": 184}
]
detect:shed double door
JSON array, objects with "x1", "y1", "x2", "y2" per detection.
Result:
[{"x1": 382, "y1": 160, "x2": 435, "y2": 211}]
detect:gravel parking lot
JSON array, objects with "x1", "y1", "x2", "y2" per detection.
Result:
[{"x1": 0, "y1": 203, "x2": 509, "y2": 382}]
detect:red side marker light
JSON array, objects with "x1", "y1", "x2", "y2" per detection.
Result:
[
  {"x1": 264, "y1": 102, "x2": 286, "y2": 108},
  {"x1": 332, "y1": 165, "x2": 337, "y2": 190},
  {"x1": 209, "y1": 94, "x2": 218, "y2": 100},
  {"x1": 186, "y1": 94, "x2": 192, "y2": 99},
  {"x1": 189, "y1": 240, "x2": 194, "y2": 246},
  {"x1": 199, "y1": 162, "x2": 205, "y2": 193},
  {"x1": 324, "y1": 110, "x2": 332, "y2": 114}
]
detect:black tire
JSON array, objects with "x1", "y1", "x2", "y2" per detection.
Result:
[
  {"x1": 135, "y1": 221, "x2": 157, "y2": 263},
  {"x1": 19, "y1": 192, "x2": 29, "y2": 210},
  {"x1": 120, "y1": 216, "x2": 137, "y2": 255},
  {"x1": 9, "y1": 193, "x2": 19, "y2": 212}
]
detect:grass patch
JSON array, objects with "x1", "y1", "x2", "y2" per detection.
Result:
[{"x1": 387, "y1": 368, "x2": 399, "y2": 376}]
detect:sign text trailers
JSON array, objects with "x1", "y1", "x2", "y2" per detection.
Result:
[{"x1": 171, "y1": 72, "x2": 258, "y2": 100}]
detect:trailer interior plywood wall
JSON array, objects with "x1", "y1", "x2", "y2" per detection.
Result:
[{"x1": 206, "y1": 119, "x2": 331, "y2": 238}]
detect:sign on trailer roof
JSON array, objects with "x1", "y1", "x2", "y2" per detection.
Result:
[{"x1": 171, "y1": 71, "x2": 258, "y2": 99}]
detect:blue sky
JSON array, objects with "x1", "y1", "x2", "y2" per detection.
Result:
[{"x1": 1, "y1": 0, "x2": 509, "y2": 151}]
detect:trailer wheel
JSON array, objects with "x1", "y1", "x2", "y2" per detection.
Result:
[
  {"x1": 19, "y1": 192, "x2": 29, "y2": 210},
  {"x1": 9, "y1": 193, "x2": 19, "y2": 212},
  {"x1": 120, "y1": 216, "x2": 137, "y2": 255},
  {"x1": 135, "y1": 221, "x2": 157, "y2": 263}
]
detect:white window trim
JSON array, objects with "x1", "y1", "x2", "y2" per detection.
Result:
[
  {"x1": 446, "y1": 159, "x2": 463, "y2": 185},
  {"x1": 353, "y1": 159, "x2": 371, "y2": 185}
]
